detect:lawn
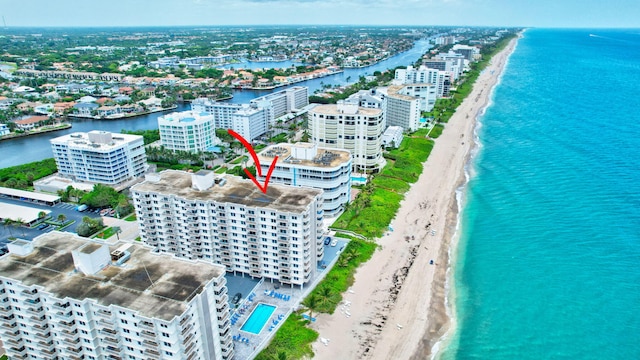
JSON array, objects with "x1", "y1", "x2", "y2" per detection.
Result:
[
  {"x1": 95, "y1": 227, "x2": 117, "y2": 239},
  {"x1": 124, "y1": 214, "x2": 137, "y2": 222},
  {"x1": 255, "y1": 313, "x2": 318, "y2": 360}
]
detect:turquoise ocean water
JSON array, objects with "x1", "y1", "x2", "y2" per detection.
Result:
[{"x1": 442, "y1": 29, "x2": 640, "y2": 359}]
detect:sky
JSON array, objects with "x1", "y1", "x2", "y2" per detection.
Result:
[{"x1": 2, "y1": 0, "x2": 639, "y2": 28}]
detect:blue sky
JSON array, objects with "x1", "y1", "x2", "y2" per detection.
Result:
[{"x1": 3, "y1": 0, "x2": 639, "y2": 28}]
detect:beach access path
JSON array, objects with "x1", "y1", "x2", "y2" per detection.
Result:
[{"x1": 310, "y1": 37, "x2": 519, "y2": 360}]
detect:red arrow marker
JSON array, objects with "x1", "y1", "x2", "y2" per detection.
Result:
[{"x1": 227, "y1": 129, "x2": 278, "y2": 194}]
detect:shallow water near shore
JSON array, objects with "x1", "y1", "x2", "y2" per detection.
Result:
[{"x1": 442, "y1": 29, "x2": 640, "y2": 359}]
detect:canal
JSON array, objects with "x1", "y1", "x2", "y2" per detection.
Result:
[{"x1": 0, "y1": 39, "x2": 432, "y2": 168}]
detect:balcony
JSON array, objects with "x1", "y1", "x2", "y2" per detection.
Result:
[
  {"x1": 29, "y1": 315, "x2": 47, "y2": 325},
  {"x1": 95, "y1": 309, "x2": 112, "y2": 319},
  {"x1": 103, "y1": 336, "x2": 120, "y2": 346},
  {"x1": 103, "y1": 345, "x2": 122, "y2": 356},
  {"x1": 9, "y1": 346, "x2": 27, "y2": 357},
  {"x1": 143, "y1": 338, "x2": 158, "y2": 348},
  {"x1": 56, "y1": 320, "x2": 77, "y2": 331},
  {"x1": 3, "y1": 337, "x2": 20, "y2": 347},
  {"x1": 52, "y1": 302, "x2": 71, "y2": 311},
  {"x1": 1, "y1": 322, "x2": 17, "y2": 330},
  {"x1": 61, "y1": 336, "x2": 81, "y2": 347},
  {"x1": 181, "y1": 322, "x2": 194, "y2": 336},
  {"x1": 138, "y1": 320, "x2": 154, "y2": 330},
  {"x1": 33, "y1": 332, "x2": 51, "y2": 341},
  {"x1": 25, "y1": 306, "x2": 45, "y2": 315},
  {"x1": 100, "y1": 328, "x2": 117, "y2": 336},
  {"x1": 1, "y1": 330, "x2": 20, "y2": 340},
  {"x1": 20, "y1": 289, "x2": 38, "y2": 299},
  {"x1": 144, "y1": 348, "x2": 161, "y2": 358},
  {"x1": 139, "y1": 329, "x2": 156, "y2": 340}
]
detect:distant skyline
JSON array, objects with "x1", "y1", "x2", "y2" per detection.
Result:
[{"x1": 3, "y1": 0, "x2": 639, "y2": 28}]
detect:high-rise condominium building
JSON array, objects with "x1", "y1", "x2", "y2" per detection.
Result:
[
  {"x1": 394, "y1": 65, "x2": 451, "y2": 97},
  {"x1": 257, "y1": 143, "x2": 352, "y2": 217},
  {"x1": 190, "y1": 100, "x2": 270, "y2": 142},
  {"x1": 51, "y1": 131, "x2": 147, "y2": 185},
  {"x1": 131, "y1": 170, "x2": 325, "y2": 287},
  {"x1": 250, "y1": 86, "x2": 309, "y2": 123},
  {"x1": 158, "y1": 111, "x2": 219, "y2": 153},
  {"x1": 0, "y1": 232, "x2": 234, "y2": 360},
  {"x1": 308, "y1": 102, "x2": 385, "y2": 172}
]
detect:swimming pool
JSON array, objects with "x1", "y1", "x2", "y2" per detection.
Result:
[
  {"x1": 240, "y1": 303, "x2": 277, "y2": 334},
  {"x1": 351, "y1": 176, "x2": 367, "y2": 183}
]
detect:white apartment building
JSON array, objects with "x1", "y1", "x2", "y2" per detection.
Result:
[
  {"x1": 51, "y1": 131, "x2": 148, "y2": 185},
  {"x1": 452, "y1": 44, "x2": 480, "y2": 61},
  {"x1": 190, "y1": 99, "x2": 242, "y2": 129},
  {"x1": 394, "y1": 65, "x2": 451, "y2": 97},
  {"x1": 381, "y1": 126, "x2": 404, "y2": 148},
  {"x1": 379, "y1": 86, "x2": 421, "y2": 132},
  {"x1": 0, "y1": 233, "x2": 234, "y2": 360},
  {"x1": 257, "y1": 143, "x2": 351, "y2": 217},
  {"x1": 231, "y1": 105, "x2": 270, "y2": 142},
  {"x1": 131, "y1": 170, "x2": 325, "y2": 287},
  {"x1": 190, "y1": 100, "x2": 270, "y2": 142},
  {"x1": 308, "y1": 102, "x2": 385, "y2": 172},
  {"x1": 434, "y1": 52, "x2": 466, "y2": 79},
  {"x1": 345, "y1": 90, "x2": 384, "y2": 109},
  {"x1": 158, "y1": 110, "x2": 219, "y2": 153},
  {"x1": 250, "y1": 86, "x2": 309, "y2": 123}
]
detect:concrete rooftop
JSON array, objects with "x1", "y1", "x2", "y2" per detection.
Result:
[
  {"x1": 0, "y1": 231, "x2": 225, "y2": 321},
  {"x1": 132, "y1": 170, "x2": 322, "y2": 213}
]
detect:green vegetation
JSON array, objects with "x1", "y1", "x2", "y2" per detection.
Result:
[
  {"x1": 255, "y1": 313, "x2": 318, "y2": 360},
  {"x1": 306, "y1": 239, "x2": 377, "y2": 313},
  {"x1": 268, "y1": 133, "x2": 288, "y2": 143},
  {"x1": 429, "y1": 123, "x2": 445, "y2": 138},
  {"x1": 333, "y1": 135, "x2": 433, "y2": 238},
  {"x1": 121, "y1": 129, "x2": 160, "y2": 145},
  {"x1": 230, "y1": 155, "x2": 248, "y2": 165},
  {"x1": 0, "y1": 158, "x2": 57, "y2": 190},
  {"x1": 257, "y1": 239, "x2": 376, "y2": 358},
  {"x1": 95, "y1": 227, "x2": 118, "y2": 239},
  {"x1": 124, "y1": 214, "x2": 137, "y2": 222},
  {"x1": 76, "y1": 216, "x2": 105, "y2": 237},
  {"x1": 79, "y1": 184, "x2": 133, "y2": 217}
]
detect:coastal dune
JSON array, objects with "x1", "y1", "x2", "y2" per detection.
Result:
[{"x1": 311, "y1": 38, "x2": 518, "y2": 359}]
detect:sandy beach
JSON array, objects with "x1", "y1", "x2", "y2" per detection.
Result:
[{"x1": 310, "y1": 37, "x2": 519, "y2": 360}]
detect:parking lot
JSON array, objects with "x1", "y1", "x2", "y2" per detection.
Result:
[{"x1": 0, "y1": 197, "x2": 104, "y2": 247}]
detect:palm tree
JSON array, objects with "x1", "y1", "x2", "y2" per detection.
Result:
[
  {"x1": 38, "y1": 211, "x2": 47, "y2": 222},
  {"x1": 317, "y1": 287, "x2": 335, "y2": 309},
  {"x1": 301, "y1": 294, "x2": 320, "y2": 322},
  {"x1": 57, "y1": 214, "x2": 67, "y2": 224}
]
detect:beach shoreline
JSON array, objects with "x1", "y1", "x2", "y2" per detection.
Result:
[{"x1": 310, "y1": 36, "x2": 519, "y2": 360}]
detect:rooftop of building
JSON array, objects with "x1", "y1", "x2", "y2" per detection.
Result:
[
  {"x1": 158, "y1": 110, "x2": 213, "y2": 124},
  {"x1": 132, "y1": 170, "x2": 322, "y2": 213},
  {"x1": 387, "y1": 85, "x2": 420, "y2": 101},
  {"x1": 258, "y1": 143, "x2": 351, "y2": 169},
  {"x1": 310, "y1": 104, "x2": 382, "y2": 116},
  {"x1": 0, "y1": 231, "x2": 225, "y2": 321},
  {"x1": 50, "y1": 131, "x2": 142, "y2": 150}
]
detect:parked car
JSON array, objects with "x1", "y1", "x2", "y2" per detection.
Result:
[
  {"x1": 324, "y1": 236, "x2": 331, "y2": 246},
  {"x1": 330, "y1": 239, "x2": 338, "y2": 247},
  {"x1": 232, "y1": 292, "x2": 242, "y2": 304}
]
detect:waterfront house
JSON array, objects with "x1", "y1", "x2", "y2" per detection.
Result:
[
  {"x1": 73, "y1": 102, "x2": 99, "y2": 116},
  {"x1": 16, "y1": 101, "x2": 39, "y2": 112},
  {"x1": 97, "y1": 105, "x2": 122, "y2": 117},
  {"x1": 14, "y1": 115, "x2": 49, "y2": 131},
  {"x1": 0, "y1": 124, "x2": 9, "y2": 136},
  {"x1": 34, "y1": 103, "x2": 54, "y2": 115},
  {"x1": 53, "y1": 101, "x2": 76, "y2": 115}
]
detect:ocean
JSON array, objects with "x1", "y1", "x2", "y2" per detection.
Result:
[{"x1": 441, "y1": 29, "x2": 640, "y2": 359}]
